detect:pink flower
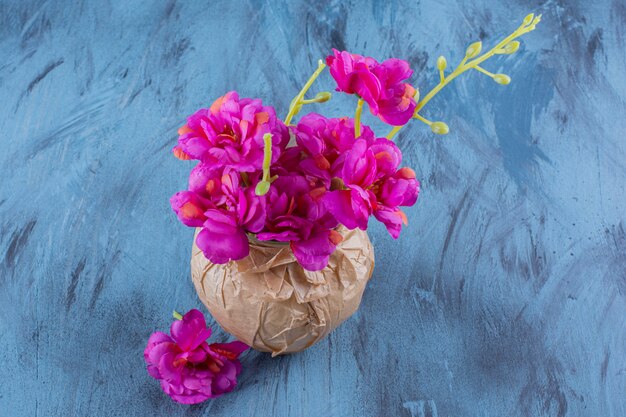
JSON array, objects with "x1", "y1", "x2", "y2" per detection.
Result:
[
  {"x1": 170, "y1": 191, "x2": 211, "y2": 227},
  {"x1": 290, "y1": 226, "x2": 343, "y2": 271},
  {"x1": 256, "y1": 175, "x2": 342, "y2": 271},
  {"x1": 371, "y1": 167, "x2": 420, "y2": 238},
  {"x1": 169, "y1": 84, "x2": 422, "y2": 270},
  {"x1": 173, "y1": 91, "x2": 289, "y2": 171},
  {"x1": 326, "y1": 49, "x2": 417, "y2": 126},
  {"x1": 324, "y1": 138, "x2": 419, "y2": 238},
  {"x1": 170, "y1": 163, "x2": 267, "y2": 264},
  {"x1": 144, "y1": 309, "x2": 249, "y2": 404},
  {"x1": 206, "y1": 341, "x2": 249, "y2": 396},
  {"x1": 196, "y1": 210, "x2": 251, "y2": 264},
  {"x1": 295, "y1": 113, "x2": 375, "y2": 186},
  {"x1": 196, "y1": 184, "x2": 266, "y2": 264}
]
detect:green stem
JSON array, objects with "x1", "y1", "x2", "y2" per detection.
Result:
[
  {"x1": 284, "y1": 60, "x2": 326, "y2": 125},
  {"x1": 255, "y1": 133, "x2": 273, "y2": 195},
  {"x1": 385, "y1": 15, "x2": 540, "y2": 140},
  {"x1": 474, "y1": 65, "x2": 495, "y2": 77},
  {"x1": 385, "y1": 125, "x2": 402, "y2": 140},
  {"x1": 413, "y1": 113, "x2": 432, "y2": 126},
  {"x1": 354, "y1": 99, "x2": 364, "y2": 138}
]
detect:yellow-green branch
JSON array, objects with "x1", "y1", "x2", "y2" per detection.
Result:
[
  {"x1": 386, "y1": 13, "x2": 542, "y2": 140},
  {"x1": 354, "y1": 99, "x2": 364, "y2": 138},
  {"x1": 255, "y1": 133, "x2": 273, "y2": 196},
  {"x1": 284, "y1": 60, "x2": 328, "y2": 125}
]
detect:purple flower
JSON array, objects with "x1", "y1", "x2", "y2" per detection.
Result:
[
  {"x1": 256, "y1": 175, "x2": 342, "y2": 271},
  {"x1": 326, "y1": 49, "x2": 417, "y2": 126},
  {"x1": 169, "y1": 86, "x2": 422, "y2": 271},
  {"x1": 294, "y1": 113, "x2": 375, "y2": 186},
  {"x1": 207, "y1": 341, "x2": 249, "y2": 396},
  {"x1": 196, "y1": 179, "x2": 266, "y2": 264},
  {"x1": 144, "y1": 309, "x2": 249, "y2": 404},
  {"x1": 324, "y1": 138, "x2": 419, "y2": 238},
  {"x1": 174, "y1": 91, "x2": 289, "y2": 171},
  {"x1": 170, "y1": 191, "x2": 211, "y2": 227}
]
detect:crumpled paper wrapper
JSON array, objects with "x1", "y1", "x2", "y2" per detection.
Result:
[{"x1": 191, "y1": 226, "x2": 375, "y2": 356}]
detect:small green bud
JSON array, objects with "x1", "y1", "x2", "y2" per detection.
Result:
[
  {"x1": 173, "y1": 310, "x2": 183, "y2": 320},
  {"x1": 523, "y1": 13, "x2": 534, "y2": 26},
  {"x1": 503, "y1": 41, "x2": 520, "y2": 54},
  {"x1": 493, "y1": 74, "x2": 511, "y2": 85},
  {"x1": 255, "y1": 181, "x2": 271, "y2": 196},
  {"x1": 437, "y1": 56, "x2": 447, "y2": 71},
  {"x1": 314, "y1": 91, "x2": 332, "y2": 103},
  {"x1": 465, "y1": 41, "x2": 482, "y2": 59},
  {"x1": 431, "y1": 121, "x2": 449, "y2": 135}
]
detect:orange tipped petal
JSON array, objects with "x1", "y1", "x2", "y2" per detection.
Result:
[
  {"x1": 398, "y1": 210, "x2": 408, "y2": 226},
  {"x1": 173, "y1": 146, "x2": 192, "y2": 160},
  {"x1": 239, "y1": 120, "x2": 250, "y2": 138},
  {"x1": 329, "y1": 229, "x2": 344, "y2": 245},
  {"x1": 310, "y1": 186, "x2": 326, "y2": 199},
  {"x1": 210, "y1": 346, "x2": 238, "y2": 360},
  {"x1": 205, "y1": 179, "x2": 217, "y2": 195},
  {"x1": 255, "y1": 111, "x2": 270, "y2": 125},
  {"x1": 221, "y1": 174, "x2": 233, "y2": 189},
  {"x1": 397, "y1": 167, "x2": 416, "y2": 179},
  {"x1": 177, "y1": 124, "x2": 193, "y2": 135},
  {"x1": 180, "y1": 202, "x2": 204, "y2": 220},
  {"x1": 209, "y1": 93, "x2": 230, "y2": 114},
  {"x1": 375, "y1": 151, "x2": 393, "y2": 164},
  {"x1": 314, "y1": 155, "x2": 331, "y2": 170}
]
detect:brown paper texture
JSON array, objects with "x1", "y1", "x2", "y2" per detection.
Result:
[{"x1": 190, "y1": 226, "x2": 375, "y2": 356}]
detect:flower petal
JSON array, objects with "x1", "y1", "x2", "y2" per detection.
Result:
[
  {"x1": 170, "y1": 309, "x2": 212, "y2": 351},
  {"x1": 210, "y1": 341, "x2": 250, "y2": 360},
  {"x1": 290, "y1": 228, "x2": 340, "y2": 271},
  {"x1": 196, "y1": 214, "x2": 249, "y2": 263}
]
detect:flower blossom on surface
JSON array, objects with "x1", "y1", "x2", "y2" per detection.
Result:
[{"x1": 144, "y1": 309, "x2": 249, "y2": 404}]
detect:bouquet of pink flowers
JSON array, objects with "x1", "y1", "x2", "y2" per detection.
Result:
[
  {"x1": 147, "y1": 13, "x2": 541, "y2": 404},
  {"x1": 169, "y1": 89, "x2": 419, "y2": 271}
]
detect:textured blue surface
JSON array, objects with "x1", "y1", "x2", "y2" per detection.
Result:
[{"x1": 1, "y1": 1, "x2": 625, "y2": 416}]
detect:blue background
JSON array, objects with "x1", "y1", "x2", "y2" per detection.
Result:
[{"x1": 1, "y1": 1, "x2": 624, "y2": 416}]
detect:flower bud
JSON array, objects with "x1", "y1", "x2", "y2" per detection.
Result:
[
  {"x1": 528, "y1": 14, "x2": 542, "y2": 30},
  {"x1": 437, "y1": 56, "x2": 447, "y2": 71},
  {"x1": 431, "y1": 121, "x2": 449, "y2": 135},
  {"x1": 314, "y1": 91, "x2": 332, "y2": 102},
  {"x1": 255, "y1": 181, "x2": 271, "y2": 196},
  {"x1": 523, "y1": 13, "x2": 534, "y2": 26},
  {"x1": 465, "y1": 41, "x2": 482, "y2": 59},
  {"x1": 503, "y1": 41, "x2": 520, "y2": 54},
  {"x1": 493, "y1": 74, "x2": 511, "y2": 85}
]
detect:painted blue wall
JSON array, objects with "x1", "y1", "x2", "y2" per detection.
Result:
[{"x1": 0, "y1": 1, "x2": 624, "y2": 416}]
